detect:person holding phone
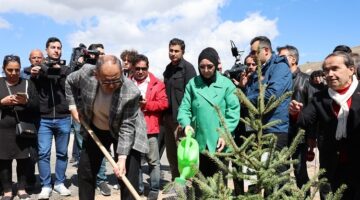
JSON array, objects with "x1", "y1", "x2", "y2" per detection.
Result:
[{"x1": 0, "y1": 55, "x2": 40, "y2": 200}]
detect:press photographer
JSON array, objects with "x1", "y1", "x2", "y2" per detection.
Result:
[
  {"x1": 69, "y1": 43, "x2": 103, "y2": 72},
  {"x1": 223, "y1": 40, "x2": 255, "y2": 88}
]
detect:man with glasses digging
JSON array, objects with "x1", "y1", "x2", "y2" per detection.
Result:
[{"x1": 65, "y1": 55, "x2": 149, "y2": 200}]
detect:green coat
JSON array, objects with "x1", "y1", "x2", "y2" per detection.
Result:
[{"x1": 177, "y1": 72, "x2": 240, "y2": 153}]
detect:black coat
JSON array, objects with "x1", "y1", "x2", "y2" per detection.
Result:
[
  {"x1": 0, "y1": 78, "x2": 40, "y2": 159},
  {"x1": 297, "y1": 84, "x2": 360, "y2": 198},
  {"x1": 163, "y1": 58, "x2": 196, "y2": 121}
]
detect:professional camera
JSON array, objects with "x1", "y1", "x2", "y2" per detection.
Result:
[
  {"x1": 69, "y1": 43, "x2": 101, "y2": 71},
  {"x1": 223, "y1": 40, "x2": 247, "y2": 80},
  {"x1": 43, "y1": 59, "x2": 66, "y2": 78}
]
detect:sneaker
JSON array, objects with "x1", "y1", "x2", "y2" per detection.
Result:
[
  {"x1": 97, "y1": 182, "x2": 111, "y2": 196},
  {"x1": 53, "y1": 184, "x2": 71, "y2": 196},
  {"x1": 17, "y1": 193, "x2": 31, "y2": 200},
  {"x1": 38, "y1": 187, "x2": 52, "y2": 199},
  {"x1": 1, "y1": 196, "x2": 12, "y2": 200},
  {"x1": 113, "y1": 183, "x2": 120, "y2": 190},
  {"x1": 69, "y1": 157, "x2": 77, "y2": 163},
  {"x1": 147, "y1": 191, "x2": 159, "y2": 200}
]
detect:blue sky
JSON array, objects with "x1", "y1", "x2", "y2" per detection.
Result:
[{"x1": 0, "y1": 0, "x2": 359, "y2": 77}]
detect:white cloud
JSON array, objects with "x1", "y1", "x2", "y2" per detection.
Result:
[
  {"x1": 0, "y1": 0, "x2": 279, "y2": 78},
  {"x1": 0, "y1": 17, "x2": 10, "y2": 29}
]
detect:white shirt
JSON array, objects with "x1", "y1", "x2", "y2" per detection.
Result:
[{"x1": 132, "y1": 76, "x2": 150, "y2": 98}]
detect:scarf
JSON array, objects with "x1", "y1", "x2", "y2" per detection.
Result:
[{"x1": 328, "y1": 75, "x2": 358, "y2": 140}]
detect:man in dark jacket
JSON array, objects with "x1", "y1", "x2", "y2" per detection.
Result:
[
  {"x1": 291, "y1": 51, "x2": 360, "y2": 200},
  {"x1": 246, "y1": 36, "x2": 292, "y2": 149},
  {"x1": 30, "y1": 37, "x2": 72, "y2": 199},
  {"x1": 278, "y1": 45, "x2": 312, "y2": 191},
  {"x1": 163, "y1": 38, "x2": 196, "y2": 179}
]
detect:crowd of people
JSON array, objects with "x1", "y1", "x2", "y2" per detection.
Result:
[{"x1": 0, "y1": 35, "x2": 360, "y2": 200}]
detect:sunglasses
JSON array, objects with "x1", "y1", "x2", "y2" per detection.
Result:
[
  {"x1": 135, "y1": 67, "x2": 148, "y2": 71},
  {"x1": 4, "y1": 55, "x2": 20, "y2": 62}
]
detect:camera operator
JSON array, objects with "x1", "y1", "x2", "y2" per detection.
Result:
[
  {"x1": 233, "y1": 55, "x2": 257, "y2": 88},
  {"x1": 30, "y1": 37, "x2": 72, "y2": 199}
]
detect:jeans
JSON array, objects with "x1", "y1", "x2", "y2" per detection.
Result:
[
  {"x1": 139, "y1": 134, "x2": 160, "y2": 192},
  {"x1": 73, "y1": 121, "x2": 107, "y2": 186},
  {"x1": 38, "y1": 117, "x2": 71, "y2": 187}
]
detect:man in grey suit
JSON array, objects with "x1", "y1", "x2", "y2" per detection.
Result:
[{"x1": 65, "y1": 55, "x2": 149, "y2": 200}]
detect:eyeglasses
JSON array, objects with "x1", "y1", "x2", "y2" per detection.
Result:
[
  {"x1": 199, "y1": 64, "x2": 215, "y2": 70},
  {"x1": 246, "y1": 63, "x2": 256, "y2": 67},
  {"x1": 135, "y1": 67, "x2": 148, "y2": 71},
  {"x1": 250, "y1": 47, "x2": 266, "y2": 55},
  {"x1": 99, "y1": 79, "x2": 122, "y2": 86}
]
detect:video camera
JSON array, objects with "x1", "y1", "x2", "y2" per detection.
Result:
[
  {"x1": 223, "y1": 40, "x2": 247, "y2": 80},
  {"x1": 43, "y1": 59, "x2": 66, "y2": 79},
  {"x1": 69, "y1": 43, "x2": 101, "y2": 71}
]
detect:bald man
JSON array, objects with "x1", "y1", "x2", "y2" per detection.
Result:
[
  {"x1": 23, "y1": 49, "x2": 44, "y2": 79},
  {"x1": 65, "y1": 55, "x2": 149, "y2": 200}
]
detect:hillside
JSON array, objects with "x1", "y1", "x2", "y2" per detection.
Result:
[{"x1": 299, "y1": 46, "x2": 360, "y2": 73}]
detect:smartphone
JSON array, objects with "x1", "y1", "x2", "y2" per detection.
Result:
[{"x1": 16, "y1": 92, "x2": 27, "y2": 98}]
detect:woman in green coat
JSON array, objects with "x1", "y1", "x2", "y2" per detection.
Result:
[{"x1": 177, "y1": 47, "x2": 240, "y2": 177}]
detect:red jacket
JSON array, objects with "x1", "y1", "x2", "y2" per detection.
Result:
[{"x1": 142, "y1": 73, "x2": 168, "y2": 134}]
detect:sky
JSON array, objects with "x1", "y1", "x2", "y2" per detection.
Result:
[{"x1": 0, "y1": 0, "x2": 359, "y2": 77}]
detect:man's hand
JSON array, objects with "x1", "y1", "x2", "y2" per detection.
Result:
[
  {"x1": 113, "y1": 157, "x2": 126, "y2": 179},
  {"x1": 1, "y1": 95, "x2": 17, "y2": 106},
  {"x1": 289, "y1": 100, "x2": 303, "y2": 115},
  {"x1": 30, "y1": 66, "x2": 41, "y2": 77},
  {"x1": 70, "y1": 108, "x2": 80, "y2": 123},
  {"x1": 139, "y1": 99, "x2": 146, "y2": 109},
  {"x1": 217, "y1": 137, "x2": 226, "y2": 152}
]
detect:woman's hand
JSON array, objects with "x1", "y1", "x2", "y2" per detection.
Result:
[
  {"x1": 0, "y1": 95, "x2": 27, "y2": 106},
  {"x1": 184, "y1": 125, "x2": 195, "y2": 136},
  {"x1": 14, "y1": 94, "x2": 28, "y2": 105},
  {"x1": 216, "y1": 137, "x2": 226, "y2": 152}
]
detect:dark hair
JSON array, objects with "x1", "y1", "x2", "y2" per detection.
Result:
[
  {"x1": 133, "y1": 54, "x2": 149, "y2": 67},
  {"x1": 277, "y1": 45, "x2": 300, "y2": 64},
  {"x1": 169, "y1": 38, "x2": 185, "y2": 52},
  {"x1": 3, "y1": 54, "x2": 21, "y2": 70},
  {"x1": 310, "y1": 70, "x2": 324, "y2": 80},
  {"x1": 96, "y1": 55, "x2": 121, "y2": 71},
  {"x1": 244, "y1": 54, "x2": 253, "y2": 63},
  {"x1": 323, "y1": 51, "x2": 354, "y2": 69},
  {"x1": 88, "y1": 43, "x2": 104, "y2": 51},
  {"x1": 120, "y1": 49, "x2": 138, "y2": 63},
  {"x1": 46, "y1": 37, "x2": 62, "y2": 48},
  {"x1": 333, "y1": 45, "x2": 352, "y2": 53},
  {"x1": 250, "y1": 36, "x2": 272, "y2": 51}
]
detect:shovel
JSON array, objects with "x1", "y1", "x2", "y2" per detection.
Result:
[{"x1": 81, "y1": 120, "x2": 141, "y2": 200}]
